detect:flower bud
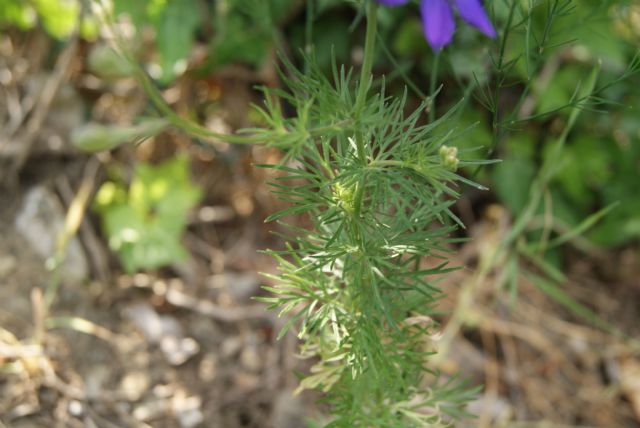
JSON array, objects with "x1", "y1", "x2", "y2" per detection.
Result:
[
  {"x1": 332, "y1": 181, "x2": 357, "y2": 214},
  {"x1": 439, "y1": 145, "x2": 459, "y2": 171}
]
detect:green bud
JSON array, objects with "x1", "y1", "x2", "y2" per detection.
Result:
[
  {"x1": 439, "y1": 145, "x2": 459, "y2": 171},
  {"x1": 332, "y1": 181, "x2": 357, "y2": 214}
]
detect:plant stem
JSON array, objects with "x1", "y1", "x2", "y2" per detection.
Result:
[
  {"x1": 428, "y1": 52, "x2": 440, "y2": 122},
  {"x1": 304, "y1": 0, "x2": 314, "y2": 75},
  {"x1": 354, "y1": 1, "x2": 378, "y2": 117},
  {"x1": 353, "y1": 1, "x2": 378, "y2": 218}
]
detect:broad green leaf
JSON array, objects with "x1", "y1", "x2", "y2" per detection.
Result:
[
  {"x1": 95, "y1": 156, "x2": 201, "y2": 272},
  {"x1": 0, "y1": 0, "x2": 37, "y2": 30},
  {"x1": 33, "y1": 0, "x2": 78, "y2": 39}
]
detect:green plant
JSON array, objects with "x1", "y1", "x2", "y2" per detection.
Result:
[
  {"x1": 108, "y1": 0, "x2": 298, "y2": 83},
  {"x1": 0, "y1": 0, "x2": 98, "y2": 39},
  {"x1": 111, "y1": 0, "x2": 201, "y2": 83},
  {"x1": 94, "y1": 155, "x2": 201, "y2": 273},
  {"x1": 476, "y1": 0, "x2": 640, "y2": 246},
  {"x1": 86, "y1": 0, "x2": 640, "y2": 425}
]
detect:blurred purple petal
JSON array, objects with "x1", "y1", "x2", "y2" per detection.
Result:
[
  {"x1": 376, "y1": 0, "x2": 409, "y2": 6},
  {"x1": 420, "y1": 0, "x2": 455, "y2": 51},
  {"x1": 451, "y1": 0, "x2": 496, "y2": 37}
]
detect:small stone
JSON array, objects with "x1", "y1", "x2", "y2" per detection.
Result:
[
  {"x1": 68, "y1": 400, "x2": 83, "y2": 416},
  {"x1": 14, "y1": 186, "x2": 88, "y2": 284},
  {"x1": 172, "y1": 392, "x2": 204, "y2": 428},
  {"x1": 133, "y1": 399, "x2": 167, "y2": 422},
  {"x1": 120, "y1": 371, "x2": 150, "y2": 401},
  {"x1": 160, "y1": 336, "x2": 200, "y2": 365},
  {"x1": 122, "y1": 302, "x2": 164, "y2": 343},
  {"x1": 178, "y1": 409, "x2": 204, "y2": 428}
]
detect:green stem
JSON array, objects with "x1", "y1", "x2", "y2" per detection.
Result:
[
  {"x1": 304, "y1": 0, "x2": 314, "y2": 75},
  {"x1": 428, "y1": 52, "x2": 440, "y2": 123},
  {"x1": 354, "y1": 1, "x2": 378, "y2": 117},
  {"x1": 353, "y1": 1, "x2": 378, "y2": 218}
]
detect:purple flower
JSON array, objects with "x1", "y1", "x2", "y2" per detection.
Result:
[{"x1": 377, "y1": 0, "x2": 496, "y2": 51}]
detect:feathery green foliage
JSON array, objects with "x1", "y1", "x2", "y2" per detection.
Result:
[
  {"x1": 249, "y1": 3, "x2": 489, "y2": 424},
  {"x1": 83, "y1": 0, "x2": 640, "y2": 425}
]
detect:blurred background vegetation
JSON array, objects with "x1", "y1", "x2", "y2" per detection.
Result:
[{"x1": 0, "y1": 0, "x2": 639, "y2": 427}]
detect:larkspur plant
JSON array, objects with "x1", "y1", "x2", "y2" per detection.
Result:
[
  {"x1": 68, "y1": 0, "x2": 640, "y2": 424},
  {"x1": 101, "y1": 0, "x2": 496, "y2": 425},
  {"x1": 252, "y1": 2, "x2": 493, "y2": 425}
]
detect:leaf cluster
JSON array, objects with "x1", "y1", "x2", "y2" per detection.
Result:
[
  {"x1": 254, "y1": 56, "x2": 483, "y2": 426},
  {"x1": 0, "y1": 0, "x2": 97, "y2": 39},
  {"x1": 94, "y1": 155, "x2": 201, "y2": 273}
]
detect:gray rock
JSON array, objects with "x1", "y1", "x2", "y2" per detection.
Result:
[{"x1": 14, "y1": 186, "x2": 88, "y2": 284}]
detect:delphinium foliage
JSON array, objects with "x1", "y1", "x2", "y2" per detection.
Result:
[
  {"x1": 98, "y1": 0, "x2": 499, "y2": 425},
  {"x1": 252, "y1": 2, "x2": 495, "y2": 425}
]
